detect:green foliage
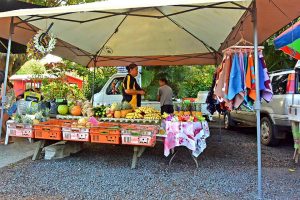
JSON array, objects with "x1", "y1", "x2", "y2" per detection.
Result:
[
  {"x1": 84, "y1": 67, "x2": 117, "y2": 100},
  {"x1": 263, "y1": 37, "x2": 296, "y2": 72},
  {"x1": 21, "y1": 0, "x2": 99, "y2": 7},
  {"x1": 16, "y1": 59, "x2": 46, "y2": 75},
  {"x1": 142, "y1": 65, "x2": 215, "y2": 100}
]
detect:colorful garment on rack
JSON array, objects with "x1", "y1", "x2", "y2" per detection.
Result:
[
  {"x1": 286, "y1": 73, "x2": 295, "y2": 94},
  {"x1": 245, "y1": 54, "x2": 257, "y2": 101},
  {"x1": 259, "y1": 54, "x2": 273, "y2": 102},
  {"x1": 228, "y1": 53, "x2": 244, "y2": 108},
  {"x1": 223, "y1": 54, "x2": 232, "y2": 101},
  {"x1": 214, "y1": 56, "x2": 226, "y2": 102}
]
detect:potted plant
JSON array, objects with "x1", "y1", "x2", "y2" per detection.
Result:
[{"x1": 121, "y1": 101, "x2": 133, "y2": 118}]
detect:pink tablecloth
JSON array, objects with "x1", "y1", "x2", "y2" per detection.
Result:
[{"x1": 164, "y1": 121, "x2": 210, "y2": 157}]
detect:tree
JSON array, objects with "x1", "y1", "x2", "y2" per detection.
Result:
[
  {"x1": 21, "y1": 0, "x2": 99, "y2": 7},
  {"x1": 0, "y1": 53, "x2": 27, "y2": 76},
  {"x1": 142, "y1": 65, "x2": 215, "y2": 100},
  {"x1": 16, "y1": 59, "x2": 46, "y2": 75}
]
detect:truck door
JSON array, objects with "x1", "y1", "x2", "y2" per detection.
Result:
[{"x1": 267, "y1": 73, "x2": 291, "y2": 126}]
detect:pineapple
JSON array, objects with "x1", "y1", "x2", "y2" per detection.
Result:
[
  {"x1": 114, "y1": 103, "x2": 122, "y2": 118},
  {"x1": 183, "y1": 102, "x2": 191, "y2": 116},
  {"x1": 121, "y1": 101, "x2": 133, "y2": 118},
  {"x1": 191, "y1": 103, "x2": 197, "y2": 116}
]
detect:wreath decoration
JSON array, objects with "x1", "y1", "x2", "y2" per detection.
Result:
[{"x1": 27, "y1": 30, "x2": 56, "y2": 60}]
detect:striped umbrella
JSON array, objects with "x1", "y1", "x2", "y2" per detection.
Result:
[{"x1": 274, "y1": 21, "x2": 300, "y2": 60}]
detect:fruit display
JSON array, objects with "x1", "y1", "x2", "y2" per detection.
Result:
[
  {"x1": 82, "y1": 101, "x2": 94, "y2": 117},
  {"x1": 70, "y1": 105, "x2": 82, "y2": 116},
  {"x1": 125, "y1": 112, "x2": 143, "y2": 119},
  {"x1": 165, "y1": 114, "x2": 205, "y2": 122},
  {"x1": 57, "y1": 105, "x2": 69, "y2": 115},
  {"x1": 70, "y1": 117, "x2": 92, "y2": 128},
  {"x1": 125, "y1": 106, "x2": 161, "y2": 120},
  {"x1": 121, "y1": 101, "x2": 133, "y2": 118},
  {"x1": 113, "y1": 103, "x2": 122, "y2": 118},
  {"x1": 93, "y1": 105, "x2": 108, "y2": 118}
]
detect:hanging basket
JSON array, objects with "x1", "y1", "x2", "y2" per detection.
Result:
[{"x1": 27, "y1": 30, "x2": 56, "y2": 60}]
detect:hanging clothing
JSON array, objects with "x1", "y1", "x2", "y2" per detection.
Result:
[
  {"x1": 228, "y1": 53, "x2": 244, "y2": 108},
  {"x1": 214, "y1": 56, "x2": 226, "y2": 102},
  {"x1": 212, "y1": 48, "x2": 273, "y2": 112},
  {"x1": 245, "y1": 54, "x2": 256, "y2": 101},
  {"x1": 259, "y1": 54, "x2": 273, "y2": 102},
  {"x1": 222, "y1": 54, "x2": 232, "y2": 101}
]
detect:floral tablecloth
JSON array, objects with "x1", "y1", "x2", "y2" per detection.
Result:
[{"x1": 164, "y1": 121, "x2": 210, "y2": 157}]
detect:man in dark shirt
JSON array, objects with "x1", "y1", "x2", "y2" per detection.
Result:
[
  {"x1": 157, "y1": 78, "x2": 174, "y2": 114},
  {"x1": 122, "y1": 64, "x2": 145, "y2": 108}
]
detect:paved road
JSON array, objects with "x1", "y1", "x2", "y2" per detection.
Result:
[{"x1": 0, "y1": 121, "x2": 299, "y2": 200}]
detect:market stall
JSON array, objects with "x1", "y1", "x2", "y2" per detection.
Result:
[
  {"x1": 4, "y1": 100, "x2": 210, "y2": 169},
  {"x1": 1, "y1": 0, "x2": 300, "y2": 199}
]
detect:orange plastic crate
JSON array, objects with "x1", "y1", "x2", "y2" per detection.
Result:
[
  {"x1": 34, "y1": 120, "x2": 74, "y2": 140},
  {"x1": 90, "y1": 127, "x2": 121, "y2": 144}
]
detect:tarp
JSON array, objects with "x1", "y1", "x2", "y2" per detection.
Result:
[
  {"x1": 0, "y1": 0, "x2": 299, "y2": 66},
  {"x1": 0, "y1": 0, "x2": 43, "y2": 54},
  {"x1": 274, "y1": 21, "x2": 300, "y2": 60}
]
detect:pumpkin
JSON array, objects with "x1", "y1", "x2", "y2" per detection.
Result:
[{"x1": 70, "y1": 106, "x2": 82, "y2": 116}]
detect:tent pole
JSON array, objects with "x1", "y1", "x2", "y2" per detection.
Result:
[
  {"x1": 0, "y1": 17, "x2": 14, "y2": 139},
  {"x1": 252, "y1": 1, "x2": 262, "y2": 199},
  {"x1": 91, "y1": 59, "x2": 96, "y2": 105}
]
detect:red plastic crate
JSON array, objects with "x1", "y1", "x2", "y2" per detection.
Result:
[
  {"x1": 34, "y1": 120, "x2": 74, "y2": 140},
  {"x1": 90, "y1": 127, "x2": 121, "y2": 144}
]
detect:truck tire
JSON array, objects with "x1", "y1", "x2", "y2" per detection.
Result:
[
  {"x1": 260, "y1": 117, "x2": 280, "y2": 146},
  {"x1": 224, "y1": 112, "x2": 234, "y2": 130}
]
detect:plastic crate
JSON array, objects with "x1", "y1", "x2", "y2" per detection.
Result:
[
  {"x1": 34, "y1": 120, "x2": 74, "y2": 140},
  {"x1": 121, "y1": 134, "x2": 156, "y2": 147},
  {"x1": 63, "y1": 131, "x2": 90, "y2": 142},
  {"x1": 90, "y1": 127, "x2": 121, "y2": 144},
  {"x1": 120, "y1": 124, "x2": 158, "y2": 146},
  {"x1": 7, "y1": 122, "x2": 34, "y2": 138}
]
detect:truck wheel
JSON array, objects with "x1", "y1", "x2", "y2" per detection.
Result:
[
  {"x1": 224, "y1": 112, "x2": 234, "y2": 130},
  {"x1": 260, "y1": 117, "x2": 280, "y2": 146}
]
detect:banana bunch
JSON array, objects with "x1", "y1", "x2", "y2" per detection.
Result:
[
  {"x1": 136, "y1": 106, "x2": 160, "y2": 114},
  {"x1": 144, "y1": 113, "x2": 162, "y2": 120},
  {"x1": 125, "y1": 112, "x2": 143, "y2": 119}
]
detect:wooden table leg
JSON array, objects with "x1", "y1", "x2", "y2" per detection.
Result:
[
  {"x1": 32, "y1": 140, "x2": 46, "y2": 161},
  {"x1": 131, "y1": 146, "x2": 139, "y2": 169},
  {"x1": 137, "y1": 146, "x2": 146, "y2": 158}
]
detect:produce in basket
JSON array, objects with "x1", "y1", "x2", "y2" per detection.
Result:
[
  {"x1": 70, "y1": 106, "x2": 82, "y2": 116},
  {"x1": 121, "y1": 101, "x2": 133, "y2": 118},
  {"x1": 113, "y1": 103, "x2": 122, "y2": 118},
  {"x1": 93, "y1": 105, "x2": 107, "y2": 118},
  {"x1": 57, "y1": 105, "x2": 69, "y2": 115},
  {"x1": 125, "y1": 112, "x2": 143, "y2": 119}
]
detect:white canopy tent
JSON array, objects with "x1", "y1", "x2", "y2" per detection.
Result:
[{"x1": 1, "y1": 0, "x2": 300, "y2": 199}]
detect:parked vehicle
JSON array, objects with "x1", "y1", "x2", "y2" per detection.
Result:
[
  {"x1": 224, "y1": 61, "x2": 300, "y2": 146},
  {"x1": 92, "y1": 71, "x2": 212, "y2": 119},
  {"x1": 92, "y1": 72, "x2": 161, "y2": 109}
]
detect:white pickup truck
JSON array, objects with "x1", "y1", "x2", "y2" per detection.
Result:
[{"x1": 92, "y1": 72, "x2": 161, "y2": 110}]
